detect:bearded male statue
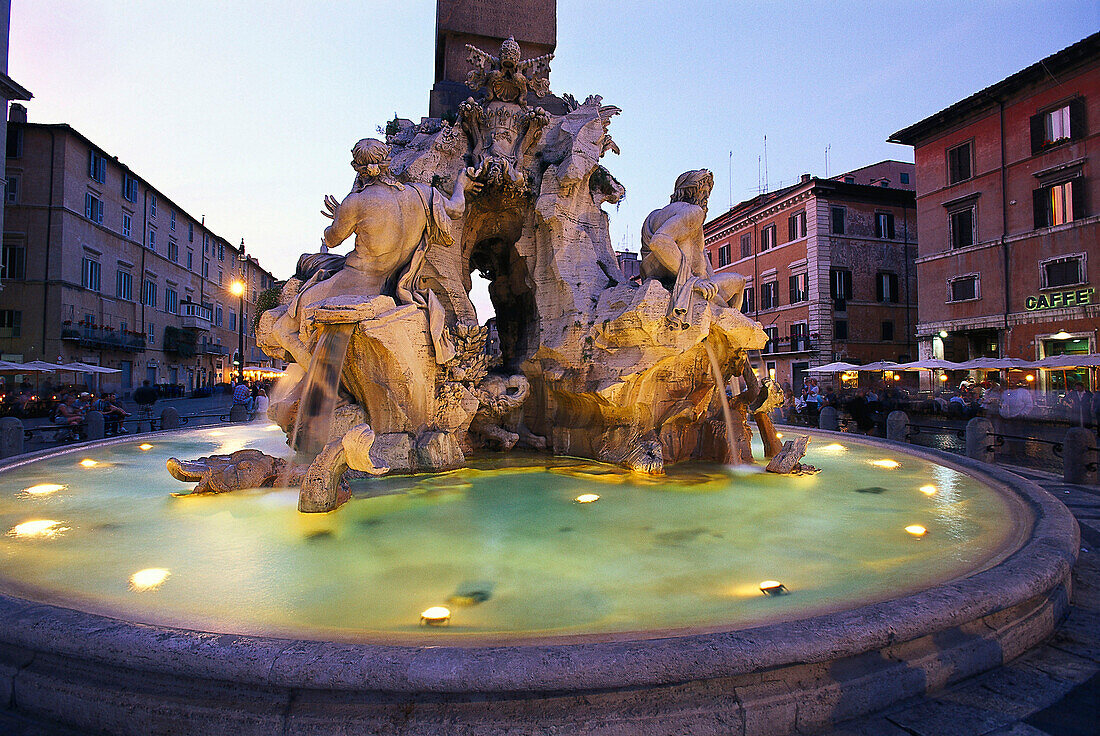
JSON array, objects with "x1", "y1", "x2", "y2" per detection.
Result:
[
  {"x1": 640, "y1": 169, "x2": 746, "y2": 329},
  {"x1": 270, "y1": 138, "x2": 481, "y2": 366}
]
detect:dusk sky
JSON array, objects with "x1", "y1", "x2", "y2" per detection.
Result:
[{"x1": 12, "y1": 1, "x2": 1098, "y2": 320}]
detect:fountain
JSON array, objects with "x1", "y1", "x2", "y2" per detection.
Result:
[{"x1": 0, "y1": 32, "x2": 1080, "y2": 736}]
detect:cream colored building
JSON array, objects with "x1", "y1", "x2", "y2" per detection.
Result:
[{"x1": 0, "y1": 110, "x2": 281, "y2": 393}]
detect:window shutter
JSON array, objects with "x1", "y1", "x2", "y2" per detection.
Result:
[
  {"x1": 875, "y1": 274, "x2": 884, "y2": 302},
  {"x1": 890, "y1": 273, "x2": 899, "y2": 303},
  {"x1": 1032, "y1": 188, "x2": 1048, "y2": 228},
  {"x1": 1071, "y1": 176, "x2": 1086, "y2": 219},
  {"x1": 887, "y1": 216, "x2": 895, "y2": 239},
  {"x1": 1069, "y1": 98, "x2": 1086, "y2": 140},
  {"x1": 1030, "y1": 113, "x2": 1044, "y2": 154}
]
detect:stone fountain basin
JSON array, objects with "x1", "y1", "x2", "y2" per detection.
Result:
[{"x1": 0, "y1": 431, "x2": 1079, "y2": 736}]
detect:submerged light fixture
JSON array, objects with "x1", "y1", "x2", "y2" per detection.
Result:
[
  {"x1": 574, "y1": 493, "x2": 600, "y2": 503},
  {"x1": 130, "y1": 568, "x2": 171, "y2": 591},
  {"x1": 139, "y1": 443, "x2": 154, "y2": 450},
  {"x1": 8, "y1": 519, "x2": 69, "y2": 539},
  {"x1": 759, "y1": 580, "x2": 788, "y2": 596},
  {"x1": 79, "y1": 459, "x2": 98, "y2": 468},
  {"x1": 420, "y1": 606, "x2": 451, "y2": 626},
  {"x1": 919, "y1": 485, "x2": 937, "y2": 496},
  {"x1": 905, "y1": 524, "x2": 928, "y2": 538},
  {"x1": 22, "y1": 483, "x2": 65, "y2": 496},
  {"x1": 870, "y1": 459, "x2": 900, "y2": 469}
]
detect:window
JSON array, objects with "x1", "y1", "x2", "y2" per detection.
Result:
[
  {"x1": 150, "y1": 193, "x2": 157, "y2": 219},
  {"x1": 188, "y1": 223, "x2": 194, "y2": 242},
  {"x1": 168, "y1": 240, "x2": 179, "y2": 263},
  {"x1": 844, "y1": 176, "x2": 855, "y2": 184},
  {"x1": 166, "y1": 287, "x2": 178, "y2": 314},
  {"x1": 947, "y1": 142, "x2": 972, "y2": 184},
  {"x1": 835, "y1": 319, "x2": 848, "y2": 340},
  {"x1": 742, "y1": 286, "x2": 754, "y2": 314},
  {"x1": 148, "y1": 323, "x2": 155, "y2": 343},
  {"x1": 187, "y1": 250, "x2": 194, "y2": 271},
  {"x1": 202, "y1": 259, "x2": 209, "y2": 278},
  {"x1": 830, "y1": 268, "x2": 853, "y2": 301},
  {"x1": 215, "y1": 304, "x2": 223, "y2": 327},
  {"x1": 949, "y1": 274, "x2": 979, "y2": 302},
  {"x1": 1031, "y1": 100, "x2": 1084, "y2": 153},
  {"x1": 0, "y1": 309, "x2": 21, "y2": 338},
  {"x1": 218, "y1": 269, "x2": 224, "y2": 285},
  {"x1": 740, "y1": 233, "x2": 751, "y2": 259},
  {"x1": 761, "y1": 224, "x2": 776, "y2": 251},
  {"x1": 122, "y1": 174, "x2": 137, "y2": 203},
  {"x1": 203, "y1": 234, "x2": 209, "y2": 254},
  {"x1": 148, "y1": 229, "x2": 157, "y2": 251},
  {"x1": 899, "y1": 172, "x2": 910, "y2": 185},
  {"x1": 950, "y1": 207, "x2": 974, "y2": 249},
  {"x1": 1040, "y1": 255, "x2": 1085, "y2": 289},
  {"x1": 763, "y1": 326, "x2": 778, "y2": 354},
  {"x1": 2, "y1": 243, "x2": 25, "y2": 280},
  {"x1": 787, "y1": 211, "x2": 806, "y2": 241},
  {"x1": 6, "y1": 128, "x2": 22, "y2": 158},
  {"x1": 4, "y1": 175, "x2": 17, "y2": 204},
  {"x1": 116, "y1": 270, "x2": 133, "y2": 301},
  {"x1": 875, "y1": 212, "x2": 895, "y2": 239},
  {"x1": 122, "y1": 213, "x2": 132, "y2": 239},
  {"x1": 876, "y1": 272, "x2": 899, "y2": 303},
  {"x1": 228, "y1": 310, "x2": 237, "y2": 331},
  {"x1": 788, "y1": 272, "x2": 808, "y2": 303},
  {"x1": 218, "y1": 243, "x2": 225, "y2": 261},
  {"x1": 790, "y1": 322, "x2": 809, "y2": 351},
  {"x1": 760, "y1": 280, "x2": 779, "y2": 309},
  {"x1": 84, "y1": 193, "x2": 104, "y2": 223},
  {"x1": 830, "y1": 207, "x2": 845, "y2": 234},
  {"x1": 169, "y1": 211, "x2": 176, "y2": 231},
  {"x1": 718, "y1": 243, "x2": 730, "y2": 267},
  {"x1": 881, "y1": 321, "x2": 895, "y2": 341},
  {"x1": 1033, "y1": 179, "x2": 1083, "y2": 228},
  {"x1": 142, "y1": 279, "x2": 157, "y2": 308},
  {"x1": 88, "y1": 150, "x2": 106, "y2": 182},
  {"x1": 81, "y1": 257, "x2": 101, "y2": 291}
]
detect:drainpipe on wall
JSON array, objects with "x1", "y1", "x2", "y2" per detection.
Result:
[
  {"x1": 903, "y1": 199, "x2": 913, "y2": 360},
  {"x1": 40, "y1": 128, "x2": 56, "y2": 359},
  {"x1": 998, "y1": 97, "x2": 1011, "y2": 357}
]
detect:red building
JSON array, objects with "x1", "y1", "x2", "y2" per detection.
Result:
[
  {"x1": 703, "y1": 162, "x2": 917, "y2": 392},
  {"x1": 889, "y1": 33, "x2": 1099, "y2": 392}
]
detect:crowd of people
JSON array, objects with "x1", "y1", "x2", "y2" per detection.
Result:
[
  {"x1": 48, "y1": 391, "x2": 131, "y2": 439},
  {"x1": 784, "y1": 376, "x2": 1100, "y2": 433}
]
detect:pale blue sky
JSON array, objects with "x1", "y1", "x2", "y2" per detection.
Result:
[{"x1": 12, "y1": 1, "x2": 1098, "y2": 319}]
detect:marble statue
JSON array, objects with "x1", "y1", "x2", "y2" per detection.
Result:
[{"x1": 175, "y1": 33, "x2": 779, "y2": 511}]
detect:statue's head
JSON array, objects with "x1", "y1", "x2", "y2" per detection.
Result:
[
  {"x1": 500, "y1": 36, "x2": 521, "y2": 68},
  {"x1": 350, "y1": 138, "x2": 402, "y2": 192},
  {"x1": 671, "y1": 169, "x2": 714, "y2": 206}
]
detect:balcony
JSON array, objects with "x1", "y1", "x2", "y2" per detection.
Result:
[
  {"x1": 180, "y1": 302, "x2": 213, "y2": 331},
  {"x1": 762, "y1": 337, "x2": 815, "y2": 356},
  {"x1": 60, "y1": 323, "x2": 146, "y2": 352},
  {"x1": 199, "y1": 341, "x2": 228, "y2": 356}
]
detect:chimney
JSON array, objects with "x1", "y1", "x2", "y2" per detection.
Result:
[
  {"x1": 800, "y1": 173, "x2": 811, "y2": 183},
  {"x1": 9, "y1": 103, "x2": 27, "y2": 123}
]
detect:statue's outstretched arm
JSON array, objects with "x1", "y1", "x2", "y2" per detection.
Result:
[
  {"x1": 439, "y1": 167, "x2": 482, "y2": 218},
  {"x1": 322, "y1": 196, "x2": 360, "y2": 250}
]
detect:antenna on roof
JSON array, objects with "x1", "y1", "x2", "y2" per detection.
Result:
[
  {"x1": 728, "y1": 151, "x2": 733, "y2": 209},
  {"x1": 763, "y1": 135, "x2": 769, "y2": 193},
  {"x1": 824, "y1": 145, "x2": 831, "y2": 178}
]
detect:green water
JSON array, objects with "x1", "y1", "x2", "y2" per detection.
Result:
[{"x1": 0, "y1": 425, "x2": 1022, "y2": 642}]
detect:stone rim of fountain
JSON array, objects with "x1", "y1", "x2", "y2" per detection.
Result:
[{"x1": 0, "y1": 430, "x2": 1078, "y2": 734}]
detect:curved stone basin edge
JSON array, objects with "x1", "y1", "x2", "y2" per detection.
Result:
[{"x1": 0, "y1": 431, "x2": 1078, "y2": 699}]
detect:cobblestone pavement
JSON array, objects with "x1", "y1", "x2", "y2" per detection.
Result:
[{"x1": 1, "y1": 466, "x2": 1097, "y2": 735}]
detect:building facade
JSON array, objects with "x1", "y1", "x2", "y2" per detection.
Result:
[
  {"x1": 0, "y1": 0, "x2": 30, "y2": 262},
  {"x1": 889, "y1": 33, "x2": 1099, "y2": 392},
  {"x1": 703, "y1": 162, "x2": 917, "y2": 391},
  {"x1": 0, "y1": 112, "x2": 280, "y2": 393}
]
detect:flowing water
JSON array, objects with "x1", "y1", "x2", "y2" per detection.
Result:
[
  {"x1": 287, "y1": 324, "x2": 354, "y2": 458},
  {"x1": 0, "y1": 424, "x2": 1025, "y2": 642},
  {"x1": 703, "y1": 341, "x2": 739, "y2": 463}
]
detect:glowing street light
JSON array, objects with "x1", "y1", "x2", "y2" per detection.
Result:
[{"x1": 229, "y1": 278, "x2": 246, "y2": 384}]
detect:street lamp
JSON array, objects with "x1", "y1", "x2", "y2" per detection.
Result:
[{"x1": 230, "y1": 279, "x2": 245, "y2": 384}]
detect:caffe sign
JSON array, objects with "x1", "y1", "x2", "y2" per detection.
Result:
[{"x1": 1025, "y1": 287, "x2": 1094, "y2": 311}]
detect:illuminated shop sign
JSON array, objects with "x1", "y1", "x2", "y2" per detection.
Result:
[{"x1": 1025, "y1": 287, "x2": 1094, "y2": 311}]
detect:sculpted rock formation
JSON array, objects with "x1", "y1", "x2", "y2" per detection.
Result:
[{"x1": 243, "y1": 35, "x2": 776, "y2": 512}]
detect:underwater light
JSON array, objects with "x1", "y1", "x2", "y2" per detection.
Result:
[
  {"x1": 139, "y1": 443, "x2": 154, "y2": 450},
  {"x1": 23, "y1": 483, "x2": 65, "y2": 495},
  {"x1": 759, "y1": 580, "x2": 788, "y2": 596},
  {"x1": 819, "y1": 443, "x2": 847, "y2": 453},
  {"x1": 905, "y1": 524, "x2": 928, "y2": 538},
  {"x1": 209, "y1": 431, "x2": 225, "y2": 437},
  {"x1": 79, "y1": 459, "x2": 98, "y2": 468},
  {"x1": 8, "y1": 519, "x2": 69, "y2": 539},
  {"x1": 420, "y1": 606, "x2": 451, "y2": 626},
  {"x1": 574, "y1": 493, "x2": 600, "y2": 503},
  {"x1": 919, "y1": 485, "x2": 937, "y2": 496},
  {"x1": 775, "y1": 432, "x2": 783, "y2": 439},
  {"x1": 870, "y1": 459, "x2": 900, "y2": 469},
  {"x1": 130, "y1": 568, "x2": 171, "y2": 591}
]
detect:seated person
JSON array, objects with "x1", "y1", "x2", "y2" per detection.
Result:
[
  {"x1": 93, "y1": 392, "x2": 130, "y2": 435},
  {"x1": 52, "y1": 395, "x2": 85, "y2": 439}
]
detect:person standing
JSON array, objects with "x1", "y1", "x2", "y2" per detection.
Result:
[{"x1": 1065, "y1": 382, "x2": 1094, "y2": 428}]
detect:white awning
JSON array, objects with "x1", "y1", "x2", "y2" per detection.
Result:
[{"x1": 806, "y1": 361, "x2": 860, "y2": 373}]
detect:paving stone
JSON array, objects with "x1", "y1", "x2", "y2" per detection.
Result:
[
  {"x1": 941, "y1": 664, "x2": 1077, "y2": 716},
  {"x1": 1024, "y1": 672, "x2": 1100, "y2": 736},
  {"x1": 1048, "y1": 609, "x2": 1100, "y2": 664},
  {"x1": 886, "y1": 697, "x2": 1015, "y2": 736},
  {"x1": 822, "y1": 715, "x2": 913, "y2": 735},
  {"x1": 984, "y1": 724, "x2": 1055, "y2": 736},
  {"x1": 1016, "y1": 645, "x2": 1100, "y2": 685}
]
